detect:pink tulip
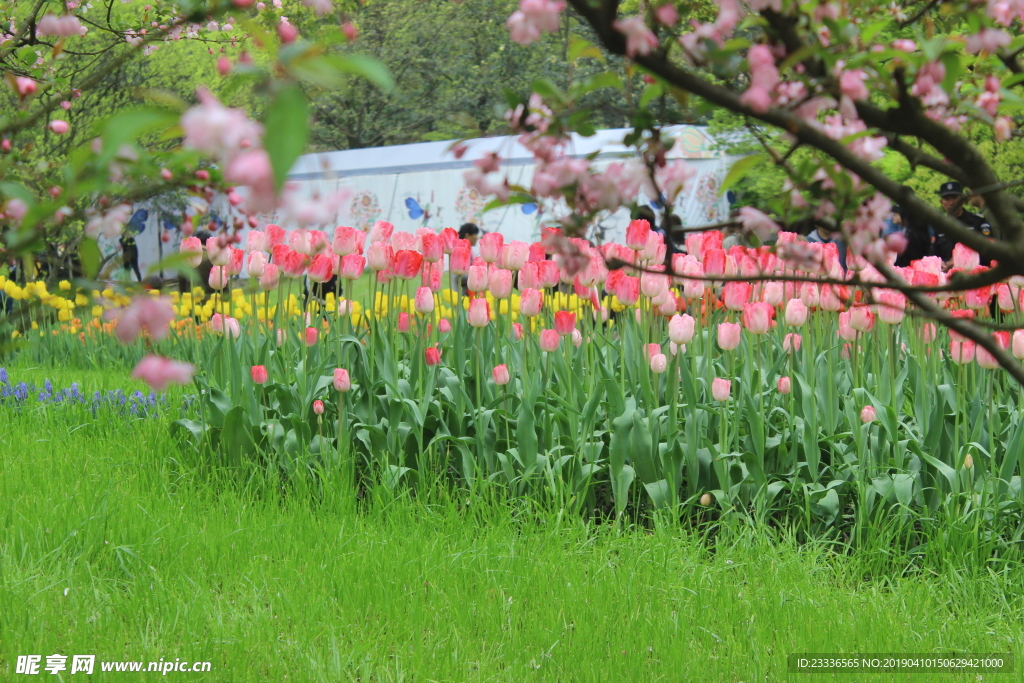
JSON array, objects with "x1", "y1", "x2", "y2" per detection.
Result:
[
  {"x1": 876, "y1": 290, "x2": 906, "y2": 324},
  {"x1": 711, "y1": 377, "x2": 732, "y2": 402},
  {"x1": 408, "y1": 286, "x2": 432, "y2": 315},
  {"x1": 976, "y1": 344, "x2": 1000, "y2": 369},
  {"x1": 554, "y1": 310, "x2": 577, "y2": 336},
  {"x1": 721, "y1": 282, "x2": 752, "y2": 311},
  {"x1": 225, "y1": 248, "x2": 245, "y2": 276},
  {"x1": 449, "y1": 244, "x2": 472, "y2": 274},
  {"x1": 111, "y1": 296, "x2": 175, "y2": 343},
  {"x1": 950, "y1": 340, "x2": 976, "y2": 364},
  {"x1": 489, "y1": 268, "x2": 513, "y2": 299},
  {"x1": 132, "y1": 355, "x2": 194, "y2": 391},
  {"x1": 479, "y1": 232, "x2": 504, "y2": 262},
  {"x1": 500, "y1": 241, "x2": 530, "y2": 270},
  {"x1": 537, "y1": 260, "x2": 561, "y2": 288},
  {"x1": 819, "y1": 284, "x2": 842, "y2": 312},
  {"x1": 439, "y1": 318, "x2": 452, "y2": 334},
  {"x1": 339, "y1": 254, "x2": 366, "y2": 280},
  {"x1": 837, "y1": 310, "x2": 858, "y2": 342},
  {"x1": 468, "y1": 298, "x2": 490, "y2": 327},
  {"x1": 717, "y1": 322, "x2": 742, "y2": 351},
  {"x1": 616, "y1": 276, "x2": 641, "y2": 306},
  {"x1": 467, "y1": 264, "x2": 488, "y2": 292},
  {"x1": 518, "y1": 288, "x2": 542, "y2": 317},
  {"x1": 669, "y1": 314, "x2": 695, "y2": 345},
  {"x1": 572, "y1": 329, "x2": 583, "y2": 347},
  {"x1": 539, "y1": 329, "x2": 560, "y2": 352},
  {"x1": 366, "y1": 242, "x2": 391, "y2": 271},
  {"x1": 259, "y1": 263, "x2": 281, "y2": 290},
  {"x1": 493, "y1": 364, "x2": 511, "y2": 385},
  {"x1": 783, "y1": 333, "x2": 802, "y2": 353},
  {"x1": 331, "y1": 226, "x2": 360, "y2": 256},
  {"x1": 209, "y1": 315, "x2": 241, "y2": 338},
  {"x1": 645, "y1": 343, "x2": 661, "y2": 361},
  {"x1": 1013, "y1": 330, "x2": 1024, "y2": 360},
  {"x1": 640, "y1": 271, "x2": 668, "y2": 298},
  {"x1": 251, "y1": 365, "x2": 268, "y2": 385},
  {"x1": 208, "y1": 266, "x2": 229, "y2": 290},
  {"x1": 799, "y1": 282, "x2": 820, "y2": 308},
  {"x1": 626, "y1": 219, "x2": 651, "y2": 250},
  {"x1": 334, "y1": 368, "x2": 351, "y2": 392},
  {"x1": 424, "y1": 347, "x2": 442, "y2": 366},
  {"x1": 784, "y1": 299, "x2": 808, "y2": 327},
  {"x1": 742, "y1": 302, "x2": 774, "y2": 335},
  {"x1": 860, "y1": 405, "x2": 876, "y2": 423},
  {"x1": 305, "y1": 327, "x2": 318, "y2": 346},
  {"x1": 650, "y1": 353, "x2": 668, "y2": 374},
  {"x1": 246, "y1": 251, "x2": 267, "y2": 278},
  {"x1": 777, "y1": 376, "x2": 791, "y2": 394},
  {"x1": 512, "y1": 322, "x2": 524, "y2": 340},
  {"x1": 207, "y1": 237, "x2": 231, "y2": 266},
  {"x1": 180, "y1": 236, "x2": 203, "y2": 268},
  {"x1": 393, "y1": 250, "x2": 423, "y2": 280},
  {"x1": 307, "y1": 254, "x2": 335, "y2": 283},
  {"x1": 849, "y1": 305, "x2": 874, "y2": 333},
  {"x1": 395, "y1": 312, "x2": 410, "y2": 333},
  {"x1": 762, "y1": 281, "x2": 783, "y2": 305},
  {"x1": 247, "y1": 230, "x2": 268, "y2": 254},
  {"x1": 368, "y1": 220, "x2": 394, "y2": 243},
  {"x1": 952, "y1": 243, "x2": 980, "y2": 270},
  {"x1": 312, "y1": 400, "x2": 325, "y2": 415},
  {"x1": 421, "y1": 233, "x2": 443, "y2": 263},
  {"x1": 920, "y1": 323, "x2": 937, "y2": 343}
]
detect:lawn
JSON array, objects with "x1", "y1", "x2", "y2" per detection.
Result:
[{"x1": 1, "y1": 365, "x2": 1022, "y2": 681}]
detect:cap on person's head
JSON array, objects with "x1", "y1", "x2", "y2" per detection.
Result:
[
  {"x1": 633, "y1": 205, "x2": 656, "y2": 223},
  {"x1": 938, "y1": 181, "x2": 964, "y2": 198}
]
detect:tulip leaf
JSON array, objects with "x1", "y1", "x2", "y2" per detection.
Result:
[{"x1": 265, "y1": 84, "x2": 309, "y2": 192}]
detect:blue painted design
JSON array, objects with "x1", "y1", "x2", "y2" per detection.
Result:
[
  {"x1": 521, "y1": 203, "x2": 537, "y2": 214},
  {"x1": 405, "y1": 197, "x2": 424, "y2": 219}
]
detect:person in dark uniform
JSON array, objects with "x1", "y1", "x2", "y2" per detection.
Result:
[
  {"x1": 304, "y1": 273, "x2": 343, "y2": 309},
  {"x1": 120, "y1": 233, "x2": 142, "y2": 281},
  {"x1": 934, "y1": 181, "x2": 993, "y2": 267}
]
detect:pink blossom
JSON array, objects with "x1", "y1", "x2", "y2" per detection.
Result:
[
  {"x1": 717, "y1": 322, "x2": 742, "y2": 350},
  {"x1": 507, "y1": 0, "x2": 565, "y2": 45},
  {"x1": 48, "y1": 120, "x2": 69, "y2": 135},
  {"x1": 300, "y1": 0, "x2": 333, "y2": 16},
  {"x1": 737, "y1": 207, "x2": 780, "y2": 242},
  {"x1": 965, "y1": 28, "x2": 1011, "y2": 54},
  {"x1": 655, "y1": 160, "x2": 696, "y2": 203},
  {"x1": 995, "y1": 116, "x2": 1013, "y2": 141},
  {"x1": 893, "y1": 39, "x2": 917, "y2": 52},
  {"x1": 132, "y1": 355, "x2": 195, "y2": 391},
  {"x1": 14, "y1": 77, "x2": 37, "y2": 97},
  {"x1": 655, "y1": 3, "x2": 679, "y2": 25},
  {"x1": 37, "y1": 14, "x2": 84, "y2": 37},
  {"x1": 739, "y1": 86, "x2": 772, "y2": 112},
  {"x1": 85, "y1": 204, "x2": 131, "y2": 240},
  {"x1": 181, "y1": 88, "x2": 263, "y2": 160},
  {"x1": 839, "y1": 69, "x2": 869, "y2": 100},
  {"x1": 860, "y1": 405, "x2": 876, "y2": 423},
  {"x1": 113, "y1": 296, "x2": 175, "y2": 343},
  {"x1": 613, "y1": 16, "x2": 659, "y2": 57}
]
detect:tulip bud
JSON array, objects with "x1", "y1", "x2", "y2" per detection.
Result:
[
  {"x1": 860, "y1": 405, "x2": 876, "y2": 423},
  {"x1": 305, "y1": 327, "x2": 318, "y2": 346},
  {"x1": 251, "y1": 365, "x2": 268, "y2": 385},
  {"x1": 333, "y1": 368, "x2": 351, "y2": 392},
  {"x1": 777, "y1": 376, "x2": 791, "y2": 394},
  {"x1": 700, "y1": 493, "x2": 712, "y2": 507},
  {"x1": 493, "y1": 364, "x2": 510, "y2": 385},
  {"x1": 964, "y1": 453, "x2": 974, "y2": 470},
  {"x1": 313, "y1": 400, "x2": 324, "y2": 415}
]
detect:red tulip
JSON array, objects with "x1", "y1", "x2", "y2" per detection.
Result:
[
  {"x1": 554, "y1": 310, "x2": 576, "y2": 336},
  {"x1": 251, "y1": 365, "x2": 268, "y2": 385},
  {"x1": 424, "y1": 347, "x2": 442, "y2": 366}
]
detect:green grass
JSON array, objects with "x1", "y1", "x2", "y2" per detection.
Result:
[{"x1": 2, "y1": 366, "x2": 1024, "y2": 681}]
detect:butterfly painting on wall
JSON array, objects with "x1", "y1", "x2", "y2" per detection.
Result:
[{"x1": 521, "y1": 203, "x2": 538, "y2": 214}]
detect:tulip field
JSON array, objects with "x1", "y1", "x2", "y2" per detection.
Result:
[{"x1": 4, "y1": 224, "x2": 1024, "y2": 679}]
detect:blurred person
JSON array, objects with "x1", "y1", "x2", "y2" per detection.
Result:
[{"x1": 935, "y1": 181, "x2": 992, "y2": 267}]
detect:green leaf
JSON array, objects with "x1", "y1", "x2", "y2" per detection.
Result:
[
  {"x1": 720, "y1": 153, "x2": 768, "y2": 195},
  {"x1": 531, "y1": 77, "x2": 564, "y2": 103},
  {"x1": 483, "y1": 192, "x2": 536, "y2": 213},
  {"x1": 639, "y1": 82, "x2": 665, "y2": 109},
  {"x1": 80, "y1": 238, "x2": 101, "y2": 279},
  {"x1": 571, "y1": 71, "x2": 624, "y2": 100},
  {"x1": 264, "y1": 85, "x2": 310, "y2": 192},
  {"x1": 325, "y1": 55, "x2": 394, "y2": 92},
  {"x1": 101, "y1": 108, "x2": 178, "y2": 160},
  {"x1": 568, "y1": 37, "x2": 605, "y2": 63}
]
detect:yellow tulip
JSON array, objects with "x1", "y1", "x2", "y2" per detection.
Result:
[{"x1": 59, "y1": 280, "x2": 71, "y2": 291}]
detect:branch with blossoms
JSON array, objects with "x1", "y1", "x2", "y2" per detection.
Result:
[{"x1": 485, "y1": 0, "x2": 1024, "y2": 383}]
